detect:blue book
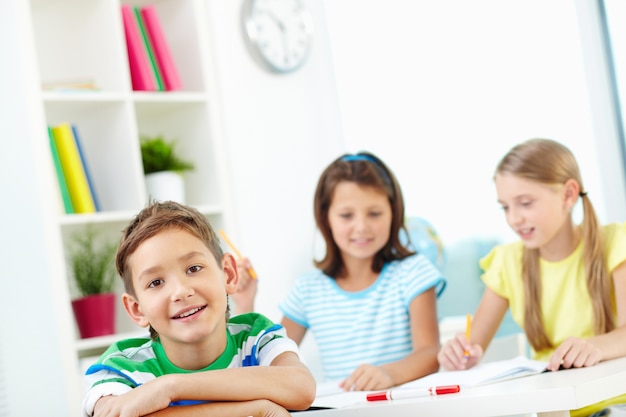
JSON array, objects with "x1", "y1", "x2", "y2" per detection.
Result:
[{"x1": 71, "y1": 124, "x2": 101, "y2": 211}]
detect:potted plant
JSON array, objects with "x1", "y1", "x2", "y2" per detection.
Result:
[
  {"x1": 140, "y1": 135, "x2": 194, "y2": 203},
  {"x1": 68, "y1": 227, "x2": 118, "y2": 339}
]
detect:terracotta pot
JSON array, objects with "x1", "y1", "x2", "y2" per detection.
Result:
[{"x1": 71, "y1": 293, "x2": 116, "y2": 339}]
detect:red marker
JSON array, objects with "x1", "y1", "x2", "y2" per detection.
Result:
[{"x1": 367, "y1": 384, "x2": 461, "y2": 401}]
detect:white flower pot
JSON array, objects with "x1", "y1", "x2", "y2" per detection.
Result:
[{"x1": 145, "y1": 171, "x2": 186, "y2": 204}]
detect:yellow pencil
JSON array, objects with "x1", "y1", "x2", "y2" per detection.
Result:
[
  {"x1": 218, "y1": 230, "x2": 258, "y2": 280},
  {"x1": 464, "y1": 313, "x2": 472, "y2": 358}
]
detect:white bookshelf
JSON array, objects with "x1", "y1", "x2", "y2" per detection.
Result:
[{"x1": 24, "y1": 0, "x2": 231, "y2": 414}]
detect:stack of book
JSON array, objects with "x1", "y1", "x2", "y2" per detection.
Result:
[
  {"x1": 121, "y1": 4, "x2": 182, "y2": 91},
  {"x1": 48, "y1": 123, "x2": 101, "y2": 214}
]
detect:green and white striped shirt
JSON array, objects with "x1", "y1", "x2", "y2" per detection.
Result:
[{"x1": 82, "y1": 313, "x2": 298, "y2": 416}]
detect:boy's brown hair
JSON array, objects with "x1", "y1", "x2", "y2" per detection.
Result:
[{"x1": 116, "y1": 201, "x2": 224, "y2": 297}]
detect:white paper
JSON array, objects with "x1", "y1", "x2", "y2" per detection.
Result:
[
  {"x1": 399, "y1": 356, "x2": 548, "y2": 389},
  {"x1": 311, "y1": 356, "x2": 549, "y2": 409}
]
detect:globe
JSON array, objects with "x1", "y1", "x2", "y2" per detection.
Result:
[{"x1": 399, "y1": 216, "x2": 445, "y2": 269}]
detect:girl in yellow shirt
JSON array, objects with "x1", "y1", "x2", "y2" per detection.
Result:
[{"x1": 438, "y1": 138, "x2": 626, "y2": 417}]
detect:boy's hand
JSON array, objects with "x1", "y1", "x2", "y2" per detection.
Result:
[
  {"x1": 93, "y1": 377, "x2": 172, "y2": 417},
  {"x1": 437, "y1": 332, "x2": 483, "y2": 371},
  {"x1": 339, "y1": 364, "x2": 393, "y2": 391},
  {"x1": 231, "y1": 257, "x2": 258, "y2": 314}
]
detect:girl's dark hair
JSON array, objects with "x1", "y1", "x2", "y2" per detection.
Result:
[{"x1": 313, "y1": 152, "x2": 414, "y2": 277}]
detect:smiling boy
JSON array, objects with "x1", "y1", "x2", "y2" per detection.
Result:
[{"x1": 82, "y1": 201, "x2": 315, "y2": 417}]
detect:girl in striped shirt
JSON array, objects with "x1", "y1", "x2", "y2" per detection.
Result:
[{"x1": 236, "y1": 152, "x2": 446, "y2": 391}]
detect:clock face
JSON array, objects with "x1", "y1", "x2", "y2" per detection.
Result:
[{"x1": 242, "y1": 0, "x2": 314, "y2": 73}]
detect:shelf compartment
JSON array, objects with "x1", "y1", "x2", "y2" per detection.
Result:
[
  {"x1": 121, "y1": 0, "x2": 206, "y2": 92},
  {"x1": 30, "y1": 0, "x2": 129, "y2": 93},
  {"x1": 45, "y1": 99, "x2": 145, "y2": 212},
  {"x1": 134, "y1": 100, "x2": 221, "y2": 208}
]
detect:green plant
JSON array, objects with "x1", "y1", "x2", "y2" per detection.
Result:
[
  {"x1": 69, "y1": 228, "x2": 117, "y2": 297},
  {"x1": 140, "y1": 135, "x2": 195, "y2": 175}
]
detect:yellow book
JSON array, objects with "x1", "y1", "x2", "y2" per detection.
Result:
[{"x1": 51, "y1": 123, "x2": 96, "y2": 213}]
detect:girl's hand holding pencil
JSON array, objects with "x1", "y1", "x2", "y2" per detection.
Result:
[
  {"x1": 464, "y1": 313, "x2": 472, "y2": 358},
  {"x1": 437, "y1": 328, "x2": 484, "y2": 371},
  {"x1": 232, "y1": 257, "x2": 258, "y2": 314},
  {"x1": 219, "y1": 230, "x2": 258, "y2": 279},
  {"x1": 218, "y1": 230, "x2": 258, "y2": 314}
]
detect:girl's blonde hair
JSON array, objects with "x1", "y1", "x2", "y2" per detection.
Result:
[{"x1": 496, "y1": 138, "x2": 614, "y2": 352}]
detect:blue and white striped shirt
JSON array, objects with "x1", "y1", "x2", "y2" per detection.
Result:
[{"x1": 279, "y1": 254, "x2": 445, "y2": 381}]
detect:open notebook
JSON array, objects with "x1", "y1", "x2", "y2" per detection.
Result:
[
  {"x1": 401, "y1": 355, "x2": 549, "y2": 388},
  {"x1": 312, "y1": 356, "x2": 549, "y2": 409}
]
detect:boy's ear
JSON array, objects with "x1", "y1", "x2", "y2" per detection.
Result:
[
  {"x1": 122, "y1": 293, "x2": 150, "y2": 328},
  {"x1": 222, "y1": 253, "x2": 239, "y2": 295}
]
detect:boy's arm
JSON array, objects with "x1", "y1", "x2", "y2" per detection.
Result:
[
  {"x1": 93, "y1": 352, "x2": 315, "y2": 417},
  {"x1": 96, "y1": 397, "x2": 291, "y2": 417},
  {"x1": 163, "y1": 351, "x2": 315, "y2": 410},
  {"x1": 149, "y1": 399, "x2": 291, "y2": 417}
]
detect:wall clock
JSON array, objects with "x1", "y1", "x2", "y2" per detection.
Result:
[{"x1": 242, "y1": 0, "x2": 314, "y2": 73}]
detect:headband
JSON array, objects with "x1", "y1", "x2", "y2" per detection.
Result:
[
  {"x1": 341, "y1": 153, "x2": 393, "y2": 188},
  {"x1": 341, "y1": 154, "x2": 379, "y2": 164}
]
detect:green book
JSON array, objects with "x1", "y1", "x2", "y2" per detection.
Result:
[
  {"x1": 48, "y1": 127, "x2": 74, "y2": 214},
  {"x1": 134, "y1": 6, "x2": 165, "y2": 91}
]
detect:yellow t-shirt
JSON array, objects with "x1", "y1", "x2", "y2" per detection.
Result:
[{"x1": 480, "y1": 222, "x2": 626, "y2": 416}]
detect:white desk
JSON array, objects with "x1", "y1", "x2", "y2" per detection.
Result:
[{"x1": 301, "y1": 357, "x2": 626, "y2": 417}]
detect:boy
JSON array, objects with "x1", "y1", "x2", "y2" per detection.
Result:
[{"x1": 82, "y1": 201, "x2": 316, "y2": 417}]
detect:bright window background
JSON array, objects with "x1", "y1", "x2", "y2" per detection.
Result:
[
  {"x1": 602, "y1": 0, "x2": 626, "y2": 170},
  {"x1": 323, "y1": 0, "x2": 608, "y2": 246}
]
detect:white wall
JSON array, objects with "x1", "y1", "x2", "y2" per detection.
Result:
[
  {"x1": 206, "y1": 0, "x2": 626, "y2": 324},
  {"x1": 205, "y1": 1, "x2": 345, "y2": 321},
  {"x1": 324, "y1": 0, "x2": 626, "y2": 248},
  {"x1": 0, "y1": 1, "x2": 78, "y2": 415}
]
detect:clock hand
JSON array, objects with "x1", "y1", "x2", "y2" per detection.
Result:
[
  {"x1": 262, "y1": 9, "x2": 289, "y2": 64},
  {"x1": 281, "y1": 30, "x2": 290, "y2": 65},
  {"x1": 263, "y1": 10, "x2": 285, "y2": 33}
]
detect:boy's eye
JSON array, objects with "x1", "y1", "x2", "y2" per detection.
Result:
[
  {"x1": 188, "y1": 265, "x2": 202, "y2": 274},
  {"x1": 521, "y1": 200, "x2": 533, "y2": 207},
  {"x1": 148, "y1": 279, "x2": 164, "y2": 288}
]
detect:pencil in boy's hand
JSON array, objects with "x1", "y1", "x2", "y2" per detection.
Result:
[
  {"x1": 218, "y1": 230, "x2": 258, "y2": 280},
  {"x1": 464, "y1": 313, "x2": 472, "y2": 358}
]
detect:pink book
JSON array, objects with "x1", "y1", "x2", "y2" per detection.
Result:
[
  {"x1": 121, "y1": 4, "x2": 156, "y2": 91},
  {"x1": 141, "y1": 5, "x2": 182, "y2": 91}
]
